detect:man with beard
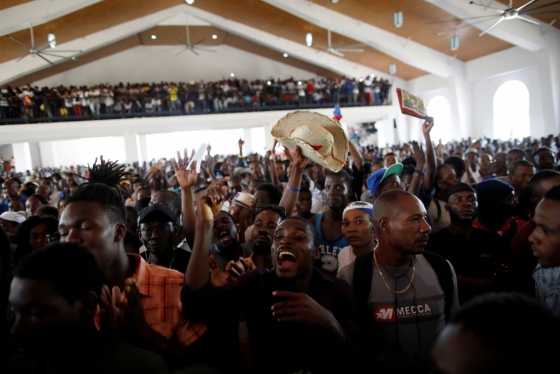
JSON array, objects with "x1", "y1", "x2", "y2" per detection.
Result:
[
  {"x1": 182, "y1": 180, "x2": 368, "y2": 373},
  {"x1": 210, "y1": 211, "x2": 244, "y2": 270},
  {"x1": 138, "y1": 204, "x2": 190, "y2": 273},
  {"x1": 473, "y1": 179, "x2": 518, "y2": 245},
  {"x1": 244, "y1": 205, "x2": 285, "y2": 269},
  {"x1": 532, "y1": 147, "x2": 556, "y2": 171},
  {"x1": 338, "y1": 190, "x2": 459, "y2": 374},
  {"x1": 425, "y1": 184, "x2": 508, "y2": 304}
]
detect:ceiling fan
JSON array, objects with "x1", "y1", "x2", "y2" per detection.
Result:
[
  {"x1": 6, "y1": 25, "x2": 82, "y2": 65},
  {"x1": 318, "y1": 29, "x2": 364, "y2": 57},
  {"x1": 176, "y1": 24, "x2": 215, "y2": 56},
  {"x1": 430, "y1": 0, "x2": 560, "y2": 36}
]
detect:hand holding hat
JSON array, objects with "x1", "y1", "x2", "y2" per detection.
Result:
[{"x1": 271, "y1": 111, "x2": 348, "y2": 172}]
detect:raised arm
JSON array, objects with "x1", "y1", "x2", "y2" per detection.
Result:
[
  {"x1": 422, "y1": 117, "x2": 437, "y2": 191},
  {"x1": 172, "y1": 149, "x2": 198, "y2": 254},
  {"x1": 407, "y1": 140, "x2": 426, "y2": 197},
  {"x1": 205, "y1": 145, "x2": 218, "y2": 182},
  {"x1": 348, "y1": 140, "x2": 363, "y2": 171},
  {"x1": 238, "y1": 138, "x2": 244, "y2": 158},
  {"x1": 185, "y1": 178, "x2": 227, "y2": 292},
  {"x1": 279, "y1": 146, "x2": 308, "y2": 216},
  {"x1": 266, "y1": 149, "x2": 282, "y2": 189}
]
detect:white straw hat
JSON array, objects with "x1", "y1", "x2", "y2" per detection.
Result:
[{"x1": 271, "y1": 111, "x2": 348, "y2": 172}]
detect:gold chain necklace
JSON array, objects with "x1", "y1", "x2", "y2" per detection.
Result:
[{"x1": 373, "y1": 250, "x2": 415, "y2": 294}]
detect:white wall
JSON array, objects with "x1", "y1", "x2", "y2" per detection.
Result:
[
  {"x1": 405, "y1": 23, "x2": 560, "y2": 142},
  {"x1": 0, "y1": 145, "x2": 13, "y2": 161},
  {"x1": 32, "y1": 45, "x2": 325, "y2": 87}
]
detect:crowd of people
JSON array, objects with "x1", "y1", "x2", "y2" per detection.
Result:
[
  {"x1": 0, "y1": 75, "x2": 392, "y2": 124},
  {"x1": 1, "y1": 118, "x2": 560, "y2": 373}
]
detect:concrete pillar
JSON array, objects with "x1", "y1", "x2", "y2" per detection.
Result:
[
  {"x1": 28, "y1": 142, "x2": 42, "y2": 169},
  {"x1": 12, "y1": 142, "x2": 33, "y2": 173},
  {"x1": 138, "y1": 134, "x2": 148, "y2": 165},
  {"x1": 122, "y1": 130, "x2": 139, "y2": 165},
  {"x1": 243, "y1": 127, "x2": 253, "y2": 154},
  {"x1": 376, "y1": 116, "x2": 395, "y2": 149},
  {"x1": 262, "y1": 122, "x2": 276, "y2": 151},
  {"x1": 39, "y1": 141, "x2": 57, "y2": 169}
]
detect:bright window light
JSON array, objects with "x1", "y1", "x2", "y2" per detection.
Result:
[
  {"x1": 493, "y1": 80, "x2": 530, "y2": 140},
  {"x1": 427, "y1": 96, "x2": 452, "y2": 143}
]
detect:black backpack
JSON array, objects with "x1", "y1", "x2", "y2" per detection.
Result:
[{"x1": 352, "y1": 251, "x2": 454, "y2": 324}]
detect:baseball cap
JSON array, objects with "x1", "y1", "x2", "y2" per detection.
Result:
[
  {"x1": 367, "y1": 163, "x2": 403, "y2": 196},
  {"x1": 138, "y1": 204, "x2": 174, "y2": 224},
  {"x1": 0, "y1": 211, "x2": 26, "y2": 224}
]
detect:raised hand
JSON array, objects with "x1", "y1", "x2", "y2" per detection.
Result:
[
  {"x1": 291, "y1": 145, "x2": 309, "y2": 175},
  {"x1": 172, "y1": 148, "x2": 198, "y2": 189},
  {"x1": 410, "y1": 140, "x2": 425, "y2": 167},
  {"x1": 422, "y1": 116, "x2": 434, "y2": 135},
  {"x1": 196, "y1": 177, "x2": 228, "y2": 223}
]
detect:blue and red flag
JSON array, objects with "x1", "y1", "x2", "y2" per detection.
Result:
[{"x1": 333, "y1": 104, "x2": 342, "y2": 121}]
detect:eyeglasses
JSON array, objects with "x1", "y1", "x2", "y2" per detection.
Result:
[
  {"x1": 140, "y1": 223, "x2": 173, "y2": 236},
  {"x1": 47, "y1": 232, "x2": 61, "y2": 243},
  {"x1": 255, "y1": 205, "x2": 287, "y2": 220}
]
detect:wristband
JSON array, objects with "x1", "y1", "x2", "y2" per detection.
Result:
[{"x1": 287, "y1": 185, "x2": 301, "y2": 192}]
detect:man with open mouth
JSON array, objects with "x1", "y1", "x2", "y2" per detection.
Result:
[{"x1": 181, "y1": 179, "x2": 368, "y2": 373}]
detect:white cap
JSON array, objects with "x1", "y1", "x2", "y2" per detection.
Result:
[{"x1": 0, "y1": 211, "x2": 26, "y2": 224}]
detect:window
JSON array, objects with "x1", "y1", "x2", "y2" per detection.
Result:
[
  {"x1": 493, "y1": 80, "x2": 530, "y2": 140},
  {"x1": 427, "y1": 96, "x2": 451, "y2": 143}
]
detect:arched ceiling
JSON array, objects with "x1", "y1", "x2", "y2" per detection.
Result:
[{"x1": 0, "y1": 0, "x2": 558, "y2": 86}]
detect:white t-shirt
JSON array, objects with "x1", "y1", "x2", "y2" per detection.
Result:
[{"x1": 337, "y1": 246, "x2": 356, "y2": 271}]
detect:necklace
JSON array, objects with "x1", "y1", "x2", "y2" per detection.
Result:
[
  {"x1": 373, "y1": 250, "x2": 415, "y2": 294},
  {"x1": 148, "y1": 249, "x2": 176, "y2": 269}
]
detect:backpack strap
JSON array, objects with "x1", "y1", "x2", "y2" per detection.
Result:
[
  {"x1": 353, "y1": 251, "x2": 374, "y2": 322},
  {"x1": 422, "y1": 251, "x2": 454, "y2": 322}
]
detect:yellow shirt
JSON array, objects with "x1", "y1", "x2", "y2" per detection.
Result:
[{"x1": 168, "y1": 86, "x2": 179, "y2": 101}]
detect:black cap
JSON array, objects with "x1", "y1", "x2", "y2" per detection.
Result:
[
  {"x1": 138, "y1": 204, "x2": 174, "y2": 224},
  {"x1": 446, "y1": 183, "x2": 476, "y2": 203}
]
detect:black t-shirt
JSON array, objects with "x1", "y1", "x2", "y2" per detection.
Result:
[
  {"x1": 141, "y1": 247, "x2": 190, "y2": 274},
  {"x1": 425, "y1": 227, "x2": 508, "y2": 304}
]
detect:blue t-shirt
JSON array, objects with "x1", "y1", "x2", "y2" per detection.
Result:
[
  {"x1": 0, "y1": 194, "x2": 27, "y2": 213},
  {"x1": 314, "y1": 212, "x2": 349, "y2": 274}
]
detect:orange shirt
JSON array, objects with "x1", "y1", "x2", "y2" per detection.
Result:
[{"x1": 128, "y1": 254, "x2": 206, "y2": 346}]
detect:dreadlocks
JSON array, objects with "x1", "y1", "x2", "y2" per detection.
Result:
[
  {"x1": 77, "y1": 157, "x2": 133, "y2": 201},
  {"x1": 67, "y1": 157, "x2": 132, "y2": 224}
]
